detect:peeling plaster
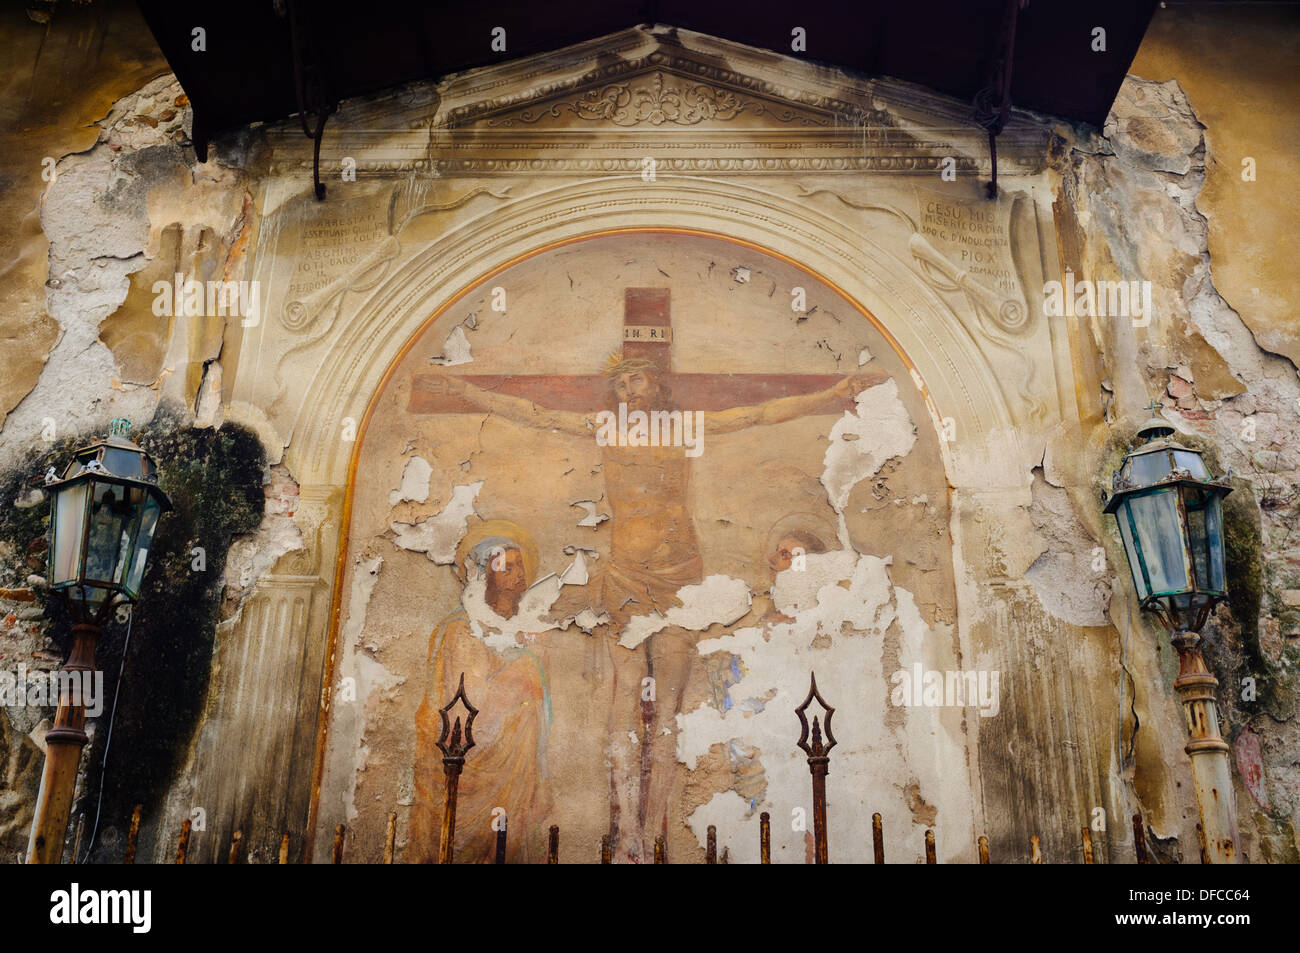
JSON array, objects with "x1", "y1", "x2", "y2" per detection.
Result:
[
  {"x1": 570, "y1": 500, "x2": 610, "y2": 527},
  {"x1": 428, "y1": 326, "x2": 473, "y2": 366},
  {"x1": 683, "y1": 551, "x2": 974, "y2": 862},
  {"x1": 389, "y1": 455, "x2": 433, "y2": 507},
  {"x1": 821, "y1": 380, "x2": 917, "y2": 541},
  {"x1": 1024, "y1": 468, "x2": 1111, "y2": 628},
  {"x1": 389, "y1": 481, "x2": 483, "y2": 563},
  {"x1": 320, "y1": 554, "x2": 398, "y2": 828},
  {"x1": 617, "y1": 574, "x2": 753, "y2": 649}
]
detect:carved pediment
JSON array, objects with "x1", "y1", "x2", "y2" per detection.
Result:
[
  {"x1": 265, "y1": 24, "x2": 1047, "y2": 177},
  {"x1": 440, "y1": 59, "x2": 881, "y2": 132}
]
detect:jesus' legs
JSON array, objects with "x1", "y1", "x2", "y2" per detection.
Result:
[
  {"x1": 604, "y1": 634, "x2": 650, "y2": 861},
  {"x1": 641, "y1": 626, "x2": 695, "y2": 851}
]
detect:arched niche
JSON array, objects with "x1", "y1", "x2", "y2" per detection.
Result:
[{"x1": 310, "y1": 225, "x2": 990, "y2": 863}]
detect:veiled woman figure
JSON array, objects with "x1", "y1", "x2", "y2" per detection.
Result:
[
  {"x1": 409, "y1": 520, "x2": 553, "y2": 863},
  {"x1": 751, "y1": 512, "x2": 836, "y2": 627}
]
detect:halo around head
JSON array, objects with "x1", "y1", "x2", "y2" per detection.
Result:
[
  {"x1": 761, "y1": 511, "x2": 839, "y2": 564},
  {"x1": 454, "y1": 519, "x2": 539, "y2": 586}
]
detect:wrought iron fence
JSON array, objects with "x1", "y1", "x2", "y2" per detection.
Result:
[{"x1": 102, "y1": 672, "x2": 1162, "y2": 865}]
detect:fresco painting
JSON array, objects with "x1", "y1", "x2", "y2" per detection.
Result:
[{"x1": 326, "y1": 230, "x2": 961, "y2": 863}]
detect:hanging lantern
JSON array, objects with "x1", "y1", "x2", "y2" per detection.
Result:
[
  {"x1": 1103, "y1": 410, "x2": 1232, "y2": 634},
  {"x1": 44, "y1": 418, "x2": 171, "y2": 623}
]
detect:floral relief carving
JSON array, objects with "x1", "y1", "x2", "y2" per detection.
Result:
[{"x1": 490, "y1": 71, "x2": 828, "y2": 127}]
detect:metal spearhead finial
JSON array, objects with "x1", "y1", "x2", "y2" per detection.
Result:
[
  {"x1": 436, "y1": 672, "x2": 478, "y2": 759},
  {"x1": 795, "y1": 671, "x2": 836, "y2": 757}
]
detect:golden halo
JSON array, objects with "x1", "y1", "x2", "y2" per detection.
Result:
[{"x1": 454, "y1": 518, "x2": 539, "y2": 585}]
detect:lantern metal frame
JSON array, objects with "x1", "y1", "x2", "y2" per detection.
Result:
[
  {"x1": 43, "y1": 418, "x2": 172, "y2": 625},
  {"x1": 1101, "y1": 404, "x2": 1242, "y2": 863},
  {"x1": 1103, "y1": 411, "x2": 1232, "y2": 635}
]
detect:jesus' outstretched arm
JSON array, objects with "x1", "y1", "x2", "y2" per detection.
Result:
[
  {"x1": 422, "y1": 374, "x2": 595, "y2": 436},
  {"x1": 704, "y1": 371, "x2": 890, "y2": 435}
]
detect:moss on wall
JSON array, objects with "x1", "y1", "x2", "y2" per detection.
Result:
[{"x1": 0, "y1": 402, "x2": 264, "y2": 861}]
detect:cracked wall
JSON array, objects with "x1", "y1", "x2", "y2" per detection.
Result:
[
  {"x1": 1045, "y1": 4, "x2": 1300, "y2": 860},
  {"x1": 0, "y1": 8, "x2": 1296, "y2": 864}
]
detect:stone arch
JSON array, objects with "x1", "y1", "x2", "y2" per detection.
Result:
[
  {"x1": 289, "y1": 176, "x2": 1020, "y2": 492},
  {"x1": 300, "y1": 177, "x2": 1024, "y2": 857}
]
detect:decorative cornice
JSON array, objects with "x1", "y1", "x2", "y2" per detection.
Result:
[
  {"x1": 263, "y1": 25, "x2": 1050, "y2": 178},
  {"x1": 274, "y1": 154, "x2": 1044, "y2": 176},
  {"x1": 443, "y1": 51, "x2": 882, "y2": 129}
]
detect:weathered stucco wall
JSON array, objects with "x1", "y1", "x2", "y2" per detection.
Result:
[{"x1": 0, "y1": 9, "x2": 1295, "y2": 863}]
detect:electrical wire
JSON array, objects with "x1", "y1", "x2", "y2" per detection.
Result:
[{"x1": 77, "y1": 605, "x2": 133, "y2": 864}]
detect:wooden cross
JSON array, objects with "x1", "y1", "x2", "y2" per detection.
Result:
[{"x1": 410, "y1": 287, "x2": 852, "y2": 415}]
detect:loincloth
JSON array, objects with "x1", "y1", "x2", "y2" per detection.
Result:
[{"x1": 548, "y1": 553, "x2": 705, "y2": 629}]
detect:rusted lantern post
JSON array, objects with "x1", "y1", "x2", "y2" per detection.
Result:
[
  {"x1": 435, "y1": 673, "x2": 478, "y2": 864},
  {"x1": 1104, "y1": 404, "x2": 1240, "y2": 864},
  {"x1": 795, "y1": 672, "x2": 836, "y2": 864},
  {"x1": 27, "y1": 419, "x2": 170, "y2": 864}
]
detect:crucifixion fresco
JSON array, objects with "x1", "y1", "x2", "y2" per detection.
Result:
[
  {"x1": 329, "y1": 231, "x2": 955, "y2": 863},
  {"x1": 412, "y1": 285, "x2": 884, "y2": 858}
]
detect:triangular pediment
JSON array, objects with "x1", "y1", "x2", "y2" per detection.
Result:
[
  {"x1": 437, "y1": 53, "x2": 879, "y2": 132},
  {"x1": 265, "y1": 24, "x2": 1048, "y2": 178}
]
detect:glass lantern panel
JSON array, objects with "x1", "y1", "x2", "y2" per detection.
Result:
[
  {"x1": 64, "y1": 451, "x2": 97, "y2": 479},
  {"x1": 1127, "y1": 489, "x2": 1190, "y2": 596},
  {"x1": 1185, "y1": 492, "x2": 1210, "y2": 591},
  {"x1": 80, "y1": 584, "x2": 111, "y2": 609},
  {"x1": 1167, "y1": 591, "x2": 1215, "y2": 631},
  {"x1": 1116, "y1": 504, "x2": 1150, "y2": 600},
  {"x1": 1182, "y1": 486, "x2": 1228, "y2": 594},
  {"x1": 123, "y1": 497, "x2": 161, "y2": 598},
  {"x1": 83, "y1": 482, "x2": 139, "y2": 586},
  {"x1": 1206, "y1": 493, "x2": 1226, "y2": 592},
  {"x1": 116, "y1": 486, "x2": 149, "y2": 586},
  {"x1": 1172, "y1": 451, "x2": 1209, "y2": 479},
  {"x1": 102, "y1": 447, "x2": 141, "y2": 479},
  {"x1": 1127, "y1": 450, "x2": 1173, "y2": 486},
  {"x1": 50, "y1": 481, "x2": 89, "y2": 584}
]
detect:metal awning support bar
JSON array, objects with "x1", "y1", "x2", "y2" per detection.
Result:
[
  {"x1": 973, "y1": 0, "x2": 1024, "y2": 198},
  {"x1": 278, "y1": 0, "x2": 337, "y2": 201}
]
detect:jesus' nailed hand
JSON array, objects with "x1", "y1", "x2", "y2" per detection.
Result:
[{"x1": 420, "y1": 369, "x2": 889, "y2": 451}]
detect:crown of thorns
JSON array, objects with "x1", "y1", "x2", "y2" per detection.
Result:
[{"x1": 604, "y1": 354, "x2": 666, "y2": 378}]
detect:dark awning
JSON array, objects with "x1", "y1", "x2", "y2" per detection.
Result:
[{"x1": 138, "y1": 0, "x2": 1157, "y2": 160}]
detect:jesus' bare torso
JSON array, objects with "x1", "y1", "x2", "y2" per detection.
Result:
[{"x1": 424, "y1": 365, "x2": 884, "y2": 858}]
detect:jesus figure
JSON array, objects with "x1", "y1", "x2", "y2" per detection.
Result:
[{"x1": 424, "y1": 356, "x2": 885, "y2": 860}]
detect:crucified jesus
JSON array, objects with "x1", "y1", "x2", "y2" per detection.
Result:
[{"x1": 423, "y1": 356, "x2": 887, "y2": 860}]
